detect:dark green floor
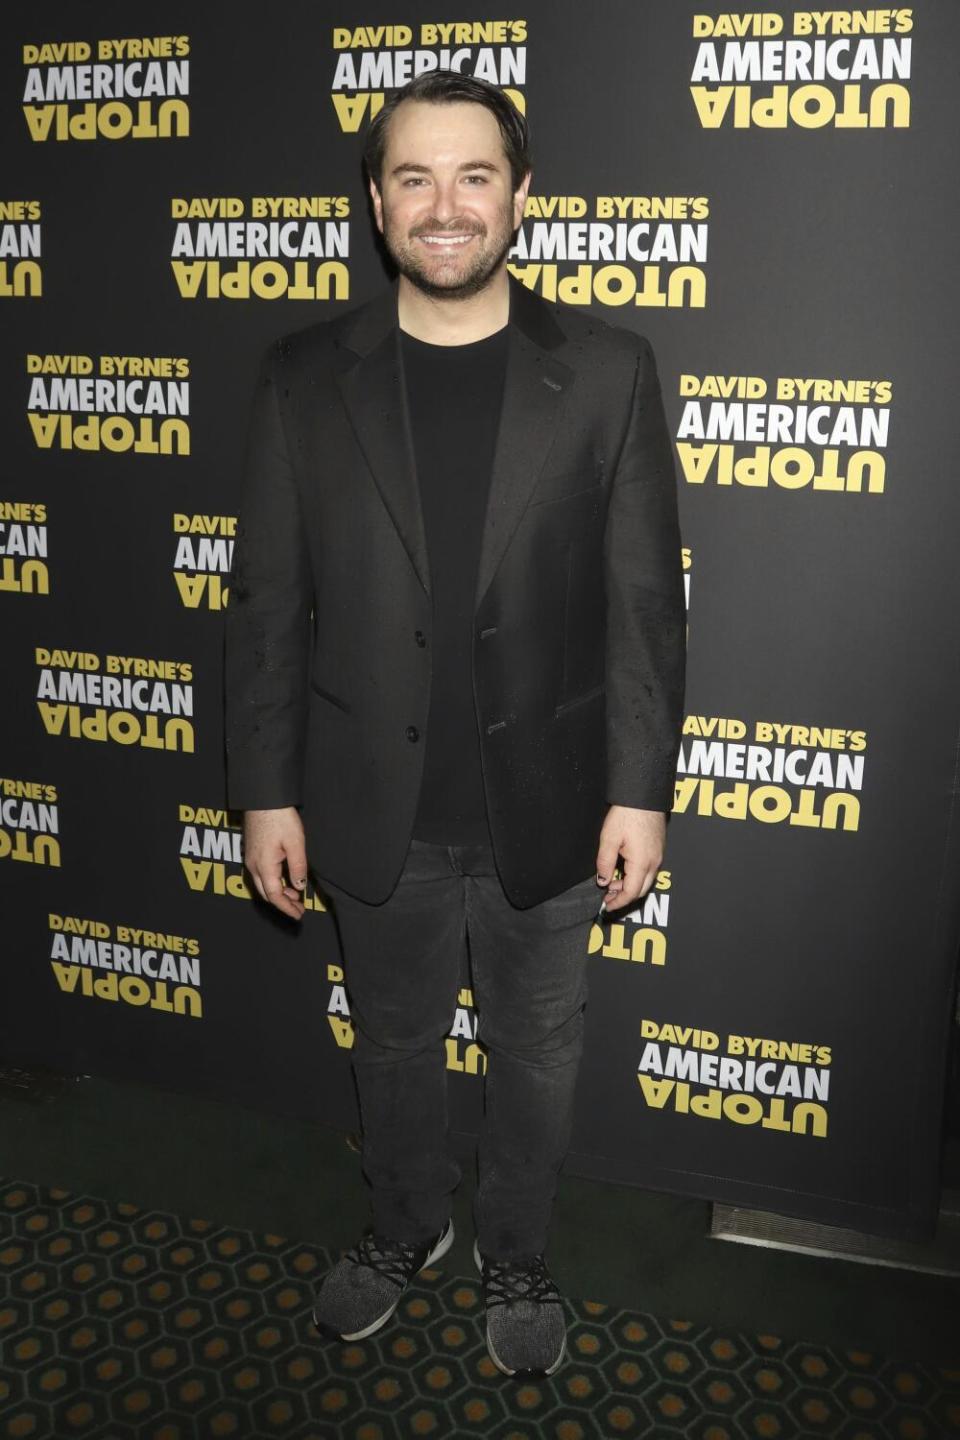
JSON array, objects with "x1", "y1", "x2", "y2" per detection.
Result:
[
  {"x1": 0, "y1": 1071, "x2": 957, "y2": 1372},
  {"x1": 4, "y1": 1176, "x2": 960, "y2": 1440}
]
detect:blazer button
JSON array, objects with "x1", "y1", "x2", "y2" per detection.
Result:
[
  {"x1": 406, "y1": 725, "x2": 420, "y2": 742},
  {"x1": 414, "y1": 630, "x2": 427, "y2": 647}
]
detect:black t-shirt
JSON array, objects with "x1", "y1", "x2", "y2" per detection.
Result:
[{"x1": 400, "y1": 323, "x2": 509, "y2": 846}]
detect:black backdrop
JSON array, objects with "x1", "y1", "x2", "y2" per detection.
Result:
[{"x1": 3, "y1": 1, "x2": 960, "y2": 1241}]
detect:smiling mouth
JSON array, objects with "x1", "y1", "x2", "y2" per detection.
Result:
[{"x1": 416, "y1": 234, "x2": 477, "y2": 248}]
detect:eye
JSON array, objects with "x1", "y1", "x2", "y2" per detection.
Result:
[
  {"x1": 464, "y1": 174, "x2": 488, "y2": 185},
  {"x1": 402, "y1": 176, "x2": 427, "y2": 187}
]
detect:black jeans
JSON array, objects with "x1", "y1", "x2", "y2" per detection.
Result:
[{"x1": 320, "y1": 838, "x2": 599, "y2": 1262}]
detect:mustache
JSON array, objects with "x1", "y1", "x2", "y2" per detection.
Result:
[{"x1": 408, "y1": 219, "x2": 486, "y2": 237}]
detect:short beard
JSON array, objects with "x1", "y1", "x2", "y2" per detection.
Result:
[{"x1": 382, "y1": 213, "x2": 516, "y2": 301}]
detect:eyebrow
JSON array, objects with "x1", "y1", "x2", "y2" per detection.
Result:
[{"x1": 390, "y1": 160, "x2": 500, "y2": 176}]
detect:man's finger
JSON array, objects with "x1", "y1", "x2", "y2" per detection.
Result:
[
  {"x1": 284, "y1": 844, "x2": 309, "y2": 893},
  {"x1": 265, "y1": 888, "x2": 304, "y2": 920},
  {"x1": 607, "y1": 886, "x2": 639, "y2": 912},
  {"x1": 255, "y1": 859, "x2": 305, "y2": 919},
  {"x1": 605, "y1": 854, "x2": 656, "y2": 912},
  {"x1": 618, "y1": 848, "x2": 640, "y2": 901},
  {"x1": 596, "y1": 839, "x2": 620, "y2": 885}
]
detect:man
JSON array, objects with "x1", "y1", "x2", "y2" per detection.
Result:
[{"x1": 223, "y1": 71, "x2": 686, "y2": 1379}]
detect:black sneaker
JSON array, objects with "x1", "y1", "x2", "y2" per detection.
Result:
[
  {"x1": 473, "y1": 1240, "x2": 567, "y2": 1377},
  {"x1": 312, "y1": 1219, "x2": 454, "y2": 1341}
]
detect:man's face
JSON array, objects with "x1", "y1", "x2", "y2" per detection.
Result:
[{"x1": 369, "y1": 99, "x2": 530, "y2": 301}]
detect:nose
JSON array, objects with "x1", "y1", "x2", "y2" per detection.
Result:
[{"x1": 431, "y1": 178, "x2": 459, "y2": 223}]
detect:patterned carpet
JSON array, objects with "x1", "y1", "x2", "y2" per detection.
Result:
[{"x1": 1, "y1": 1180, "x2": 959, "y2": 1440}]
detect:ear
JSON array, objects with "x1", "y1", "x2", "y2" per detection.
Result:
[
  {"x1": 512, "y1": 169, "x2": 532, "y2": 231},
  {"x1": 369, "y1": 177, "x2": 384, "y2": 234}
]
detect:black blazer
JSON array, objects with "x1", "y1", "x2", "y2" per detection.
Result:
[{"x1": 223, "y1": 275, "x2": 686, "y2": 908}]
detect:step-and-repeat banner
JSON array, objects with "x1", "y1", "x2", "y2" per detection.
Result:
[{"x1": 3, "y1": 1, "x2": 959, "y2": 1240}]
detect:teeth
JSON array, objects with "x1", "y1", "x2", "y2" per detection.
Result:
[{"x1": 419, "y1": 235, "x2": 473, "y2": 246}]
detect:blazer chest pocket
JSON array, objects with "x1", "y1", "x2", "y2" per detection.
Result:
[
  {"x1": 554, "y1": 682, "x2": 605, "y2": 719},
  {"x1": 309, "y1": 677, "x2": 351, "y2": 714},
  {"x1": 528, "y1": 460, "x2": 604, "y2": 509}
]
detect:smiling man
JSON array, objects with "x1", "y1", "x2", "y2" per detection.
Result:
[
  {"x1": 372, "y1": 107, "x2": 519, "y2": 305},
  {"x1": 223, "y1": 71, "x2": 686, "y2": 1379}
]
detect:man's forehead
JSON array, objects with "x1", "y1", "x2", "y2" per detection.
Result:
[{"x1": 384, "y1": 99, "x2": 507, "y2": 166}]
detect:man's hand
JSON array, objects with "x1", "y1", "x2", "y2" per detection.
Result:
[
  {"x1": 596, "y1": 805, "x2": 666, "y2": 913},
  {"x1": 243, "y1": 807, "x2": 308, "y2": 920}
]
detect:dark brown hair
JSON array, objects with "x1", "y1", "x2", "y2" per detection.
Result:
[{"x1": 362, "y1": 70, "x2": 531, "y2": 193}]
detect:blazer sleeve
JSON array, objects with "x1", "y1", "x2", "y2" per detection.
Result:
[
  {"x1": 222, "y1": 341, "x2": 313, "y2": 811},
  {"x1": 603, "y1": 334, "x2": 687, "y2": 812}
]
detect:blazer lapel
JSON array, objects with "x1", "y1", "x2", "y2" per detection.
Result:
[
  {"x1": 334, "y1": 288, "x2": 431, "y2": 596},
  {"x1": 332, "y1": 275, "x2": 575, "y2": 609},
  {"x1": 474, "y1": 283, "x2": 574, "y2": 610}
]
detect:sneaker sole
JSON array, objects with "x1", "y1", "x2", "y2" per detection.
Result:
[
  {"x1": 313, "y1": 1219, "x2": 455, "y2": 1343},
  {"x1": 472, "y1": 1239, "x2": 566, "y2": 1378}
]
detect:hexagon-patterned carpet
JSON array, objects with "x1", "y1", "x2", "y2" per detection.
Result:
[{"x1": 2, "y1": 1180, "x2": 959, "y2": 1440}]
